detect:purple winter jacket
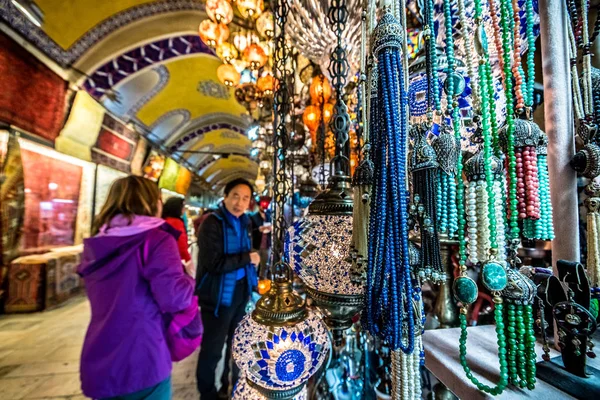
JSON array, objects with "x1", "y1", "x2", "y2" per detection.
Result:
[{"x1": 77, "y1": 215, "x2": 195, "y2": 399}]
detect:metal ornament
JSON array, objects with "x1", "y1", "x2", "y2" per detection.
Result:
[
  {"x1": 571, "y1": 143, "x2": 600, "y2": 179},
  {"x1": 501, "y1": 269, "x2": 536, "y2": 305}
]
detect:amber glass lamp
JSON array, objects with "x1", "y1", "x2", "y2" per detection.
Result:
[
  {"x1": 309, "y1": 75, "x2": 332, "y2": 105},
  {"x1": 257, "y1": 73, "x2": 277, "y2": 95},
  {"x1": 206, "y1": 0, "x2": 234, "y2": 24},
  {"x1": 302, "y1": 105, "x2": 321, "y2": 133},
  {"x1": 198, "y1": 20, "x2": 229, "y2": 47},
  {"x1": 243, "y1": 43, "x2": 268, "y2": 70},
  {"x1": 217, "y1": 63, "x2": 241, "y2": 87}
]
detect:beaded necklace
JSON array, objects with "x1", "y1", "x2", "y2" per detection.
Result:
[
  {"x1": 452, "y1": 0, "x2": 538, "y2": 394},
  {"x1": 430, "y1": 0, "x2": 460, "y2": 240},
  {"x1": 497, "y1": 0, "x2": 540, "y2": 389}
]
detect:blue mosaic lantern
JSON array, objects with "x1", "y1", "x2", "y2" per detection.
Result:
[
  {"x1": 232, "y1": 373, "x2": 308, "y2": 400},
  {"x1": 232, "y1": 275, "x2": 331, "y2": 398}
]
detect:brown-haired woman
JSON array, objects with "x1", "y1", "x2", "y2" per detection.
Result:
[{"x1": 78, "y1": 176, "x2": 196, "y2": 400}]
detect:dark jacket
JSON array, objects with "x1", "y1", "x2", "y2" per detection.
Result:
[{"x1": 195, "y1": 206, "x2": 256, "y2": 314}]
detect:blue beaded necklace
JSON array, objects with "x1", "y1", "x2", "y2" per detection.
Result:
[{"x1": 365, "y1": 11, "x2": 415, "y2": 353}]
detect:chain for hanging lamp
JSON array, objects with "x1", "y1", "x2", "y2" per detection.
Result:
[{"x1": 232, "y1": 0, "x2": 331, "y2": 397}]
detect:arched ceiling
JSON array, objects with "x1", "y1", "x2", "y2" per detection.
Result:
[{"x1": 0, "y1": 0, "x2": 258, "y2": 191}]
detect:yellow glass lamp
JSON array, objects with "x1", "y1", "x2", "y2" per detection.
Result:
[
  {"x1": 236, "y1": 0, "x2": 264, "y2": 19},
  {"x1": 206, "y1": 0, "x2": 234, "y2": 24},
  {"x1": 217, "y1": 63, "x2": 241, "y2": 87},
  {"x1": 256, "y1": 10, "x2": 275, "y2": 38},
  {"x1": 302, "y1": 105, "x2": 321, "y2": 133},
  {"x1": 216, "y1": 42, "x2": 238, "y2": 63},
  {"x1": 198, "y1": 20, "x2": 229, "y2": 47}
]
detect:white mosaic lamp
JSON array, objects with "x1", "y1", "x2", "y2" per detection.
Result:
[
  {"x1": 286, "y1": 174, "x2": 364, "y2": 343},
  {"x1": 232, "y1": 271, "x2": 331, "y2": 398}
]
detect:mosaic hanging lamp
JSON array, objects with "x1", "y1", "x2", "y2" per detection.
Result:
[
  {"x1": 232, "y1": 372, "x2": 308, "y2": 400},
  {"x1": 232, "y1": 267, "x2": 330, "y2": 398},
  {"x1": 286, "y1": 0, "x2": 363, "y2": 345},
  {"x1": 231, "y1": 0, "x2": 331, "y2": 397}
]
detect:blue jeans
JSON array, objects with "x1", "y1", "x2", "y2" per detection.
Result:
[{"x1": 100, "y1": 377, "x2": 171, "y2": 400}]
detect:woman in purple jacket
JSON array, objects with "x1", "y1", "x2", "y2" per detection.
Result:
[{"x1": 78, "y1": 176, "x2": 195, "y2": 400}]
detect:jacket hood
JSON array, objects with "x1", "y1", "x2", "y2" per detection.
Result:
[{"x1": 78, "y1": 215, "x2": 176, "y2": 279}]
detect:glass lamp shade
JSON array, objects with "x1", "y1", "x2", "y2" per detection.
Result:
[
  {"x1": 323, "y1": 103, "x2": 334, "y2": 124},
  {"x1": 309, "y1": 76, "x2": 332, "y2": 105},
  {"x1": 199, "y1": 20, "x2": 229, "y2": 47},
  {"x1": 256, "y1": 10, "x2": 275, "y2": 38},
  {"x1": 302, "y1": 105, "x2": 320, "y2": 132},
  {"x1": 286, "y1": 214, "x2": 360, "y2": 295},
  {"x1": 244, "y1": 44, "x2": 268, "y2": 70},
  {"x1": 206, "y1": 0, "x2": 234, "y2": 24},
  {"x1": 232, "y1": 310, "x2": 330, "y2": 395},
  {"x1": 217, "y1": 63, "x2": 241, "y2": 87},
  {"x1": 253, "y1": 137, "x2": 268, "y2": 151},
  {"x1": 236, "y1": 0, "x2": 264, "y2": 19},
  {"x1": 257, "y1": 73, "x2": 277, "y2": 95},
  {"x1": 234, "y1": 32, "x2": 260, "y2": 53},
  {"x1": 233, "y1": 374, "x2": 308, "y2": 400},
  {"x1": 216, "y1": 42, "x2": 239, "y2": 63}
]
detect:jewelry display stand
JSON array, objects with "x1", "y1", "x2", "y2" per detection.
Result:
[{"x1": 536, "y1": 353, "x2": 600, "y2": 399}]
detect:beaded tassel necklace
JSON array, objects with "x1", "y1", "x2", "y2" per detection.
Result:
[
  {"x1": 410, "y1": 124, "x2": 445, "y2": 284},
  {"x1": 452, "y1": 0, "x2": 538, "y2": 394},
  {"x1": 585, "y1": 182, "x2": 600, "y2": 296},
  {"x1": 426, "y1": 0, "x2": 459, "y2": 240},
  {"x1": 366, "y1": 9, "x2": 415, "y2": 354},
  {"x1": 496, "y1": 0, "x2": 539, "y2": 390},
  {"x1": 365, "y1": 9, "x2": 423, "y2": 400},
  {"x1": 523, "y1": 134, "x2": 555, "y2": 240}
]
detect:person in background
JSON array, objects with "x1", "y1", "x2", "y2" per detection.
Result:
[
  {"x1": 162, "y1": 197, "x2": 192, "y2": 264},
  {"x1": 249, "y1": 196, "x2": 272, "y2": 278},
  {"x1": 78, "y1": 176, "x2": 195, "y2": 400},
  {"x1": 195, "y1": 178, "x2": 260, "y2": 400}
]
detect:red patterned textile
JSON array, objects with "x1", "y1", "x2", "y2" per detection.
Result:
[
  {"x1": 0, "y1": 33, "x2": 67, "y2": 142},
  {"x1": 5, "y1": 257, "x2": 45, "y2": 313},
  {"x1": 91, "y1": 114, "x2": 138, "y2": 172},
  {"x1": 20, "y1": 148, "x2": 82, "y2": 251}
]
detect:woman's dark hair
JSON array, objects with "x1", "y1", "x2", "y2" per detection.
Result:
[
  {"x1": 224, "y1": 178, "x2": 254, "y2": 196},
  {"x1": 162, "y1": 197, "x2": 185, "y2": 220}
]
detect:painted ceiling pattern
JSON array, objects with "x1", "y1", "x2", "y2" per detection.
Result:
[{"x1": 0, "y1": 0, "x2": 258, "y2": 189}]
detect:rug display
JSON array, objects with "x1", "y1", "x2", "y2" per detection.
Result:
[
  {"x1": 45, "y1": 247, "x2": 82, "y2": 310},
  {"x1": 91, "y1": 114, "x2": 138, "y2": 173},
  {"x1": 20, "y1": 147, "x2": 82, "y2": 251},
  {"x1": 5, "y1": 255, "x2": 46, "y2": 313},
  {"x1": 0, "y1": 33, "x2": 67, "y2": 142},
  {"x1": 55, "y1": 91, "x2": 106, "y2": 161},
  {"x1": 142, "y1": 150, "x2": 165, "y2": 181}
]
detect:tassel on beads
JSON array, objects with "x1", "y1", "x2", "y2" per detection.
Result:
[
  {"x1": 500, "y1": 119, "x2": 542, "y2": 222},
  {"x1": 464, "y1": 151, "x2": 508, "y2": 265},
  {"x1": 523, "y1": 133, "x2": 554, "y2": 240},
  {"x1": 411, "y1": 125, "x2": 445, "y2": 284},
  {"x1": 432, "y1": 127, "x2": 460, "y2": 239}
]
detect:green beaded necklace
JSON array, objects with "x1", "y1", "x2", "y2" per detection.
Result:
[
  {"x1": 453, "y1": 0, "x2": 538, "y2": 394},
  {"x1": 497, "y1": 0, "x2": 538, "y2": 389},
  {"x1": 452, "y1": 0, "x2": 509, "y2": 395}
]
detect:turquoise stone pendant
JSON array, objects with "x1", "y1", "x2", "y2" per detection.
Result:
[
  {"x1": 453, "y1": 276, "x2": 478, "y2": 304},
  {"x1": 481, "y1": 261, "x2": 508, "y2": 292}
]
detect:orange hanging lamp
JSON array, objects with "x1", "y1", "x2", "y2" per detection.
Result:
[
  {"x1": 198, "y1": 20, "x2": 229, "y2": 47},
  {"x1": 217, "y1": 63, "x2": 241, "y2": 87}
]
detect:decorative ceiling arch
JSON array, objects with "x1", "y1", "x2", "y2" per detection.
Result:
[
  {"x1": 84, "y1": 35, "x2": 212, "y2": 99},
  {"x1": 200, "y1": 155, "x2": 258, "y2": 183},
  {"x1": 0, "y1": 0, "x2": 206, "y2": 66},
  {"x1": 147, "y1": 109, "x2": 191, "y2": 144}
]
